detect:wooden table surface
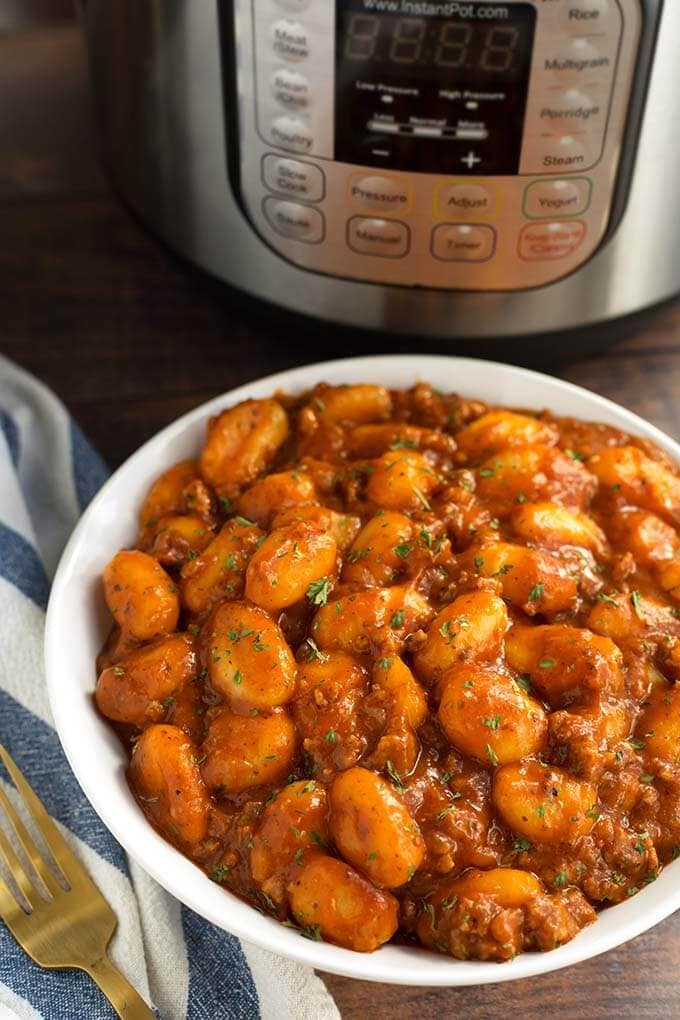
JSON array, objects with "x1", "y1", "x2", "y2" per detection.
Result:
[{"x1": 3, "y1": 5, "x2": 680, "y2": 1017}]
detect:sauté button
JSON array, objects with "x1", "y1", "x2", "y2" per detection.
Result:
[
  {"x1": 436, "y1": 183, "x2": 496, "y2": 220},
  {"x1": 263, "y1": 198, "x2": 325, "y2": 243},
  {"x1": 262, "y1": 155, "x2": 325, "y2": 202},
  {"x1": 518, "y1": 221, "x2": 587, "y2": 261},
  {"x1": 271, "y1": 68, "x2": 311, "y2": 110},
  {"x1": 271, "y1": 20, "x2": 310, "y2": 61},
  {"x1": 270, "y1": 116, "x2": 314, "y2": 153},
  {"x1": 431, "y1": 224, "x2": 496, "y2": 263},
  {"x1": 524, "y1": 178, "x2": 591, "y2": 219},
  {"x1": 348, "y1": 175, "x2": 411, "y2": 215},
  {"x1": 347, "y1": 217, "x2": 410, "y2": 258}
]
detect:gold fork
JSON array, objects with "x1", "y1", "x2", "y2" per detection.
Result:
[{"x1": 0, "y1": 744, "x2": 155, "y2": 1019}]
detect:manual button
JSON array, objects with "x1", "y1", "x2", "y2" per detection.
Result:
[
  {"x1": 347, "y1": 217, "x2": 410, "y2": 258},
  {"x1": 348, "y1": 175, "x2": 411, "y2": 215},
  {"x1": 263, "y1": 197, "x2": 324, "y2": 243}
]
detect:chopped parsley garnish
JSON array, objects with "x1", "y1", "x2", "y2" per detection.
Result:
[
  {"x1": 390, "y1": 609, "x2": 406, "y2": 629},
  {"x1": 394, "y1": 543, "x2": 413, "y2": 560},
  {"x1": 630, "y1": 590, "x2": 643, "y2": 617},
  {"x1": 377, "y1": 657, "x2": 393, "y2": 670},
  {"x1": 209, "y1": 865, "x2": 231, "y2": 883},
  {"x1": 538, "y1": 658, "x2": 556, "y2": 669},
  {"x1": 385, "y1": 760, "x2": 405, "y2": 793},
  {"x1": 483, "y1": 715, "x2": 502, "y2": 731},
  {"x1": 597, "y1": 592, "x2": 619, "y2": 605},
  {"x1": 413, "y1": 487, "x2": 431, "y2": 511},
  {"x1": 554, "y1": 870, "x2": 568, "y2": 888},
  {"x1": 485, "y1": 744, "x2": 499, "y2": 766},
  {"x1": 514, "y1": 838, "x2": 532, "y2": 852},
  {"x1": 536, "y1": 804, "x2": 547, "y2": 819},
  {"x1": 233, "y1": 515, "x2": 256, "y2": 528},
  {"x1": 324, "y1": 729, "x2": 337, "y2": 744},
  {"x1": 389, "y1": 438, "x2": 416, "y2": 450},
  {"x1": 306, "y1": 577, "x2": 331, "y2": 606},
  {"x1": 479, "y1": 467, "x2": 495, "y2": 478},
  {"x1": 516, "y1": 674, "x2": 533, "y2": 695},
  {"x1": 305, "y1": 638, "x2": 329, "y2": 663},
  {"x1": 528, "y1": 583, "x2": 544, "y2": 602},
  {"x1": 640, "y1": 773, "x2": 654, "y2": 784},
  {"x1": 310, "y1": 831, "x2": 328, "y2": 848}
]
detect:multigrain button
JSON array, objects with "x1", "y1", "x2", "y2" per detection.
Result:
[
  {"x1": 348, "y1": 175, "x2": 411, "y2": 215},
  {"x1": 271, "y1": 20, "x2": 310, "y2": 61},
  {"x1": 262, "y1": 155, "x2": 325, "y2": 202},
  {"x1": 518, "y1": 221, "x2": 586, "y2": 261},
  {"x1": 545, "y1": 37, "x2": 612, "y2": 79},
  {"x1": 270, "y1": 116, "x2": 314, "y2": 153},
  {"x1": 436, "y1": 183, "x2": 496, "y2": 220},
  {"x1": 347, "y1": 217, "x2": 410, "y2": 258},
  {"x1": 263, "y1": 197, "x2": 325, "y2": 243},
  {"x1": 431, "y1": 224, "x2": 496, "y2": 263},
  {"x1": 524, "y1": 178, "x2": 591, "y2": 219},
  {"x1": 271, "y1": 68, "x2": 311, "y2": 110}
]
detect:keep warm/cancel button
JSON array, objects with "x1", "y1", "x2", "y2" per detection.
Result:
[{"x1": 518, "y1": 220, "x2": 587, "y2": 261}]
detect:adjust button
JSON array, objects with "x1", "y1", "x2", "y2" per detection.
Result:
[
  {"x1": 518, "y1": 221, "x2": 587, "y2": 261},
  {"x1": 262, "y1": 155, "x2": 325, "y2": 202},
  {"x1": 271, "y1": 68, "x2": 311, "y2": 110},
  {"x1": 431, "y1": 224, "x2": 496, "y2": 263},
  {"x1": 347, "y1": 217, "x2": 410, "y2": 258},
  {"x1": 436, "y1": 183, "x2": 496, "y2": 220},
  {"x1": 270, "y1": 116, "x2": 314, "y2": 153},
  {"x1": 271, "y1": 20, "x2": 310, "y2": 61},
  {"x1": 348, "y1": 175, "x2": 411, "y2": 215},
  {"x1": 524, "y1": 178, "x2": 592, "y2": 219},
  {"x1": 263, "y1": 198, "x2": 325, "y2": 243}
]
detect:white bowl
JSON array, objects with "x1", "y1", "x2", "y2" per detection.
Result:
[{"x1": 45, "y1": 354, "x2": 680, "y2": 986}]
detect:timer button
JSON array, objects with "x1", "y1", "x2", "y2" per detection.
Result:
[
  {"x1": 431, "y1": 224, "x2": 496, "y2": 263},
  {"x1": 263, "y1": 197, "x2": 325, "y2": 243},
  {"x1": 271, "y1": 20, "x2": 310, "y2": 62},
  {"x1": 270, "y1": 116, "x2": 314, "y2": 154},
  {"x1": 348, "y1": 175, "x2": 411, "y2": 216},
  {"x1": 436, "y1": 183, "x2": 497, "y2": 221},
  {"x1": 262, "y1": 155, "x2": 325, "y2": 202},
  {"x1": 271, "y1": 68, "x2": 311, "y2": 110},
  {"x1": 524, "y1": 178, "x2": 592, "y2": 220},
  {"x1": 347, "y1": 217, "x2": 410, "y2": 259},
  {"x1": 518, "y1": 221, "x2": 587, "y2": 261}
]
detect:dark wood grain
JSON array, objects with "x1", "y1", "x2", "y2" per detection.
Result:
[{"x1": 3, "y1": 10, "x2": 680, "y2": 1018}]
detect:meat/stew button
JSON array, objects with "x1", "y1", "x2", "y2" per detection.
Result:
[{"x1": 518, "y1": 220, "x2": 587, "y2": 261}]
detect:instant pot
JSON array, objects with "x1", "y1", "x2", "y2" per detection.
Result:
[{"x1": 80, "y1": 1, "x2": 674, "y2": 339}]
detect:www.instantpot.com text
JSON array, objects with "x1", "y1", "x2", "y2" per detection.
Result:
[{"x1": 360, "y1": 1, "x2": 511, "y2": 17}]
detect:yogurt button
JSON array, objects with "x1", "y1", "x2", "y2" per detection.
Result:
[
  {"x1": 263, "y1": 198, "x2": 324, "y2": 243},
  {"x1": 524, "y1": 178, "x2": 591, "y2": 219},
  {"x1": 270, "y1": 116, "x2": 314, "y2": 153},
  {"x1": 271, "y1": 68, "x2": 311, "y2": 110},
  {"x1": 271, "y1": 20, "x2": 310, "y2": 61}
]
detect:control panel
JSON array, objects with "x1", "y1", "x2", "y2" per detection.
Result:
[{"x1": 229, "y1": 0, "x2": 642, "y2": 291}]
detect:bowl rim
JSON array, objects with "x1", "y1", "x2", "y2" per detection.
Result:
[{"x1": 44, "y1": 353, "x2": 680, "y2": 987}]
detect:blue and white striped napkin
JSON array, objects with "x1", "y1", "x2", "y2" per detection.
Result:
[{"x1": 0, "y1": 354, "x2": 339, "y2": 1020}]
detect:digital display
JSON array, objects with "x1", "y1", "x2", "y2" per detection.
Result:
[{"x1": 335, "y1": 2, "x2": 537, "y2": 175}]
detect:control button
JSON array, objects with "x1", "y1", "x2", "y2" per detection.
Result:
[
  {"x1": 538, "y1": 88, "x2": 603, "y2": 133},
  {"x1": 545, "y1": 37, "x2": 612, "y2": 79},
  {"x1": 431, "y1": 224, "x2": 496, "y2": 263},
  {"x1": 518, "y1": 221, "x2": 587, "y2": 261},
  {"x1": 271, "y1": 68, "x2": 311, "y2": 110},
  {"x1": 347, "y1": 217, "x2": 410, "y2": 259},
  {"x1": 274, "y1": 0, "x2": 310, "y2": 10},
  {"x1": 348, "y1": 175, "x2": 411, "y2": 215},
  {"x1": 436, "y1": 183, "x2": 496, "y2": 220},
  {"x1": 563, "y1": 0, "x2": 614, "y2": 28},
  {"x1": 271, "y1": 20, "x2": 310, "y2": 61},
  {"x1": 270, "y1": 116, "x2": 314, "y2": 154},
  {"x1": 524, "y1": 178, "x2": 592, "y2": 219},
  {"x1": 262, "y1": 155, "x2": 325, "y2": 202},
  {"x1": 532, "y1": 135, "x2": 594, "y2": 173},
  {"x1": 263, "y1": 198, "x2": 325, "y2": 243}
]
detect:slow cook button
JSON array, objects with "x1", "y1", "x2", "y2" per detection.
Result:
[
  {"x1": 270, "y1": 116, "x2": 314, "y2": 153},
  {"x1": 271, "y1": 68, "x2": 311, "y2": 110},
  {"x1": 518, "y1": 221, "x2": 587, "y2": 261},
  {"x1": 271, "y1": 20, "x2": 310, "y2": 61},
  {"x1": 347, "y1": 217, "x2": 410, "y2": 258},
  {"x1": 263, "y1": 197, "x2": 325, "y2": 243},
  {"x1": 431, "y1": 224, "x2": 496, "y2": 263},
  {"x1": 349, "y1": 175, "x2": 411, "y2": 215},
  {"x1": 262, "y1": 155, "x2": 325, "y2": 202},
  {"x1": 436, "y1": 183, "x2": 496, "y2": 219},
  {"x1": 524, "y1": 178, "x2": 591, "y2": 219}
]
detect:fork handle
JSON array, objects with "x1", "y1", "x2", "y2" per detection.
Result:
[{"x1": 84, "y1": 954, "x2": 156, "y2": 1019}]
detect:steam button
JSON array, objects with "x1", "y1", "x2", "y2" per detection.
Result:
[
  {"x1": 271, "y1": 20, "x2": 310, "y2": 61},
  {"x1": 530, "y1": 134, "x2": 594, "y2": 174},
  {"x1": 270, "y1": 116, "x2": 314, "y2": 153},
  {"x1": 263, "y1": 197, "x2": 325, "y2": 243}
]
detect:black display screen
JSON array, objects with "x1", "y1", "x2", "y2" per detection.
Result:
[{"x1": 335, "y1": 1, "x2": 537, "y2": 174}]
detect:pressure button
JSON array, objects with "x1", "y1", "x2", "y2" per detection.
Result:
[{"x1": 349, "y1": 175, "x2": 411, "y2": 216}]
